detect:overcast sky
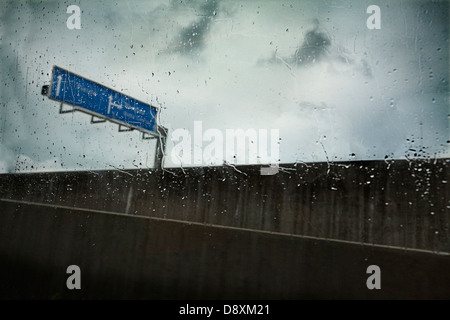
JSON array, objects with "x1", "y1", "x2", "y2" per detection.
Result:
[{"x1": 0, "y1": 0, "x2": 448, "y2": 173}]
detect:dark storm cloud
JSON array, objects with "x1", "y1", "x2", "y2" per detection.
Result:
[
  {"x1": 292, "y1": 20, "x2": 330, "y2": 66},
  {"x1": 263, "y1": 20, "x2": 332, "y2": 68},
  {"x1": 263, "y1": 19, "x2": 372, "y2": 78},
  {"x1": 170, "y1": 0, "x2": 219, "y2": 55}
]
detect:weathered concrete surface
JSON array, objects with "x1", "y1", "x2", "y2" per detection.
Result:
[
  {"x1": 0, "y1": 159, "x2": 448, "y2": 252},
  {"x1": 0, "y1": 200, "x2": 449, "y2": 299}
]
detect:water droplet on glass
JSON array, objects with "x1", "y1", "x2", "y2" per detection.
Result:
[{"x1": 389, "y1": 98, "x2": 395, "y2": 108}]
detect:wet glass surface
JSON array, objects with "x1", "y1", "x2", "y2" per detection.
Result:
[{"x1": 0, "y1": 0, "x2": 448, "y2": 172}]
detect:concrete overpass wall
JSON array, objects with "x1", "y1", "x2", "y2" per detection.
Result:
[
  {"x1": 0, "y1": 159, "x2": 448, "y2": 252},
  {"x1": 1, "y1": 200, "x2": 448, "y2": 299}
]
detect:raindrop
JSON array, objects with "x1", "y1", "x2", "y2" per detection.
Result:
[{"x1": 389, "y1": 98, "x2": 395, "y2": 108}]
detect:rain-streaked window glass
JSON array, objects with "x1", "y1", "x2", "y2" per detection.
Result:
[
  {"x1": 0, "y1": 0, "x2": 447, "y2": 172},
  {"x1": 0, "y1": 0, "x2": 448, "y2": 300}
]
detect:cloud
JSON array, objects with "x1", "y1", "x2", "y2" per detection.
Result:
[
  {"x1": 291, "y1": 19, "x2": 330, "y2": 66},
  {"x1": 263, "y1": 18, "x2": 372, "y2": 81},
  {"x1": 168, "y1": 0, "x2": 219, "y2": 55},
  {"x1": 0, "y1": 144, "x2": 16, "y2": 173}
]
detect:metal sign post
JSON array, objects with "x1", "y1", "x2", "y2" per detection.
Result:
[{"x1": 154, "y1": 125, "x2": 168, "y2": 169}]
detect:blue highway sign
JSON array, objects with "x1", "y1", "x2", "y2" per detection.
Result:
[{"x1": 48, "y1": 66, "x2": 158, "y2": 134}]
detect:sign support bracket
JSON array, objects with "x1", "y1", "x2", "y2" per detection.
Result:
[
  {"x1": 59, "y1": 102, "x2": 75, "y2": 114},
  {"x1": 118, "y1": 125, "x2": 134, "y2": 132},
  {"x1": 142, "y1": 132, "x2": 157, "y2": 140},
  {"x1": 91, "y1": 116, "x2": 107, "y2": 124}
]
